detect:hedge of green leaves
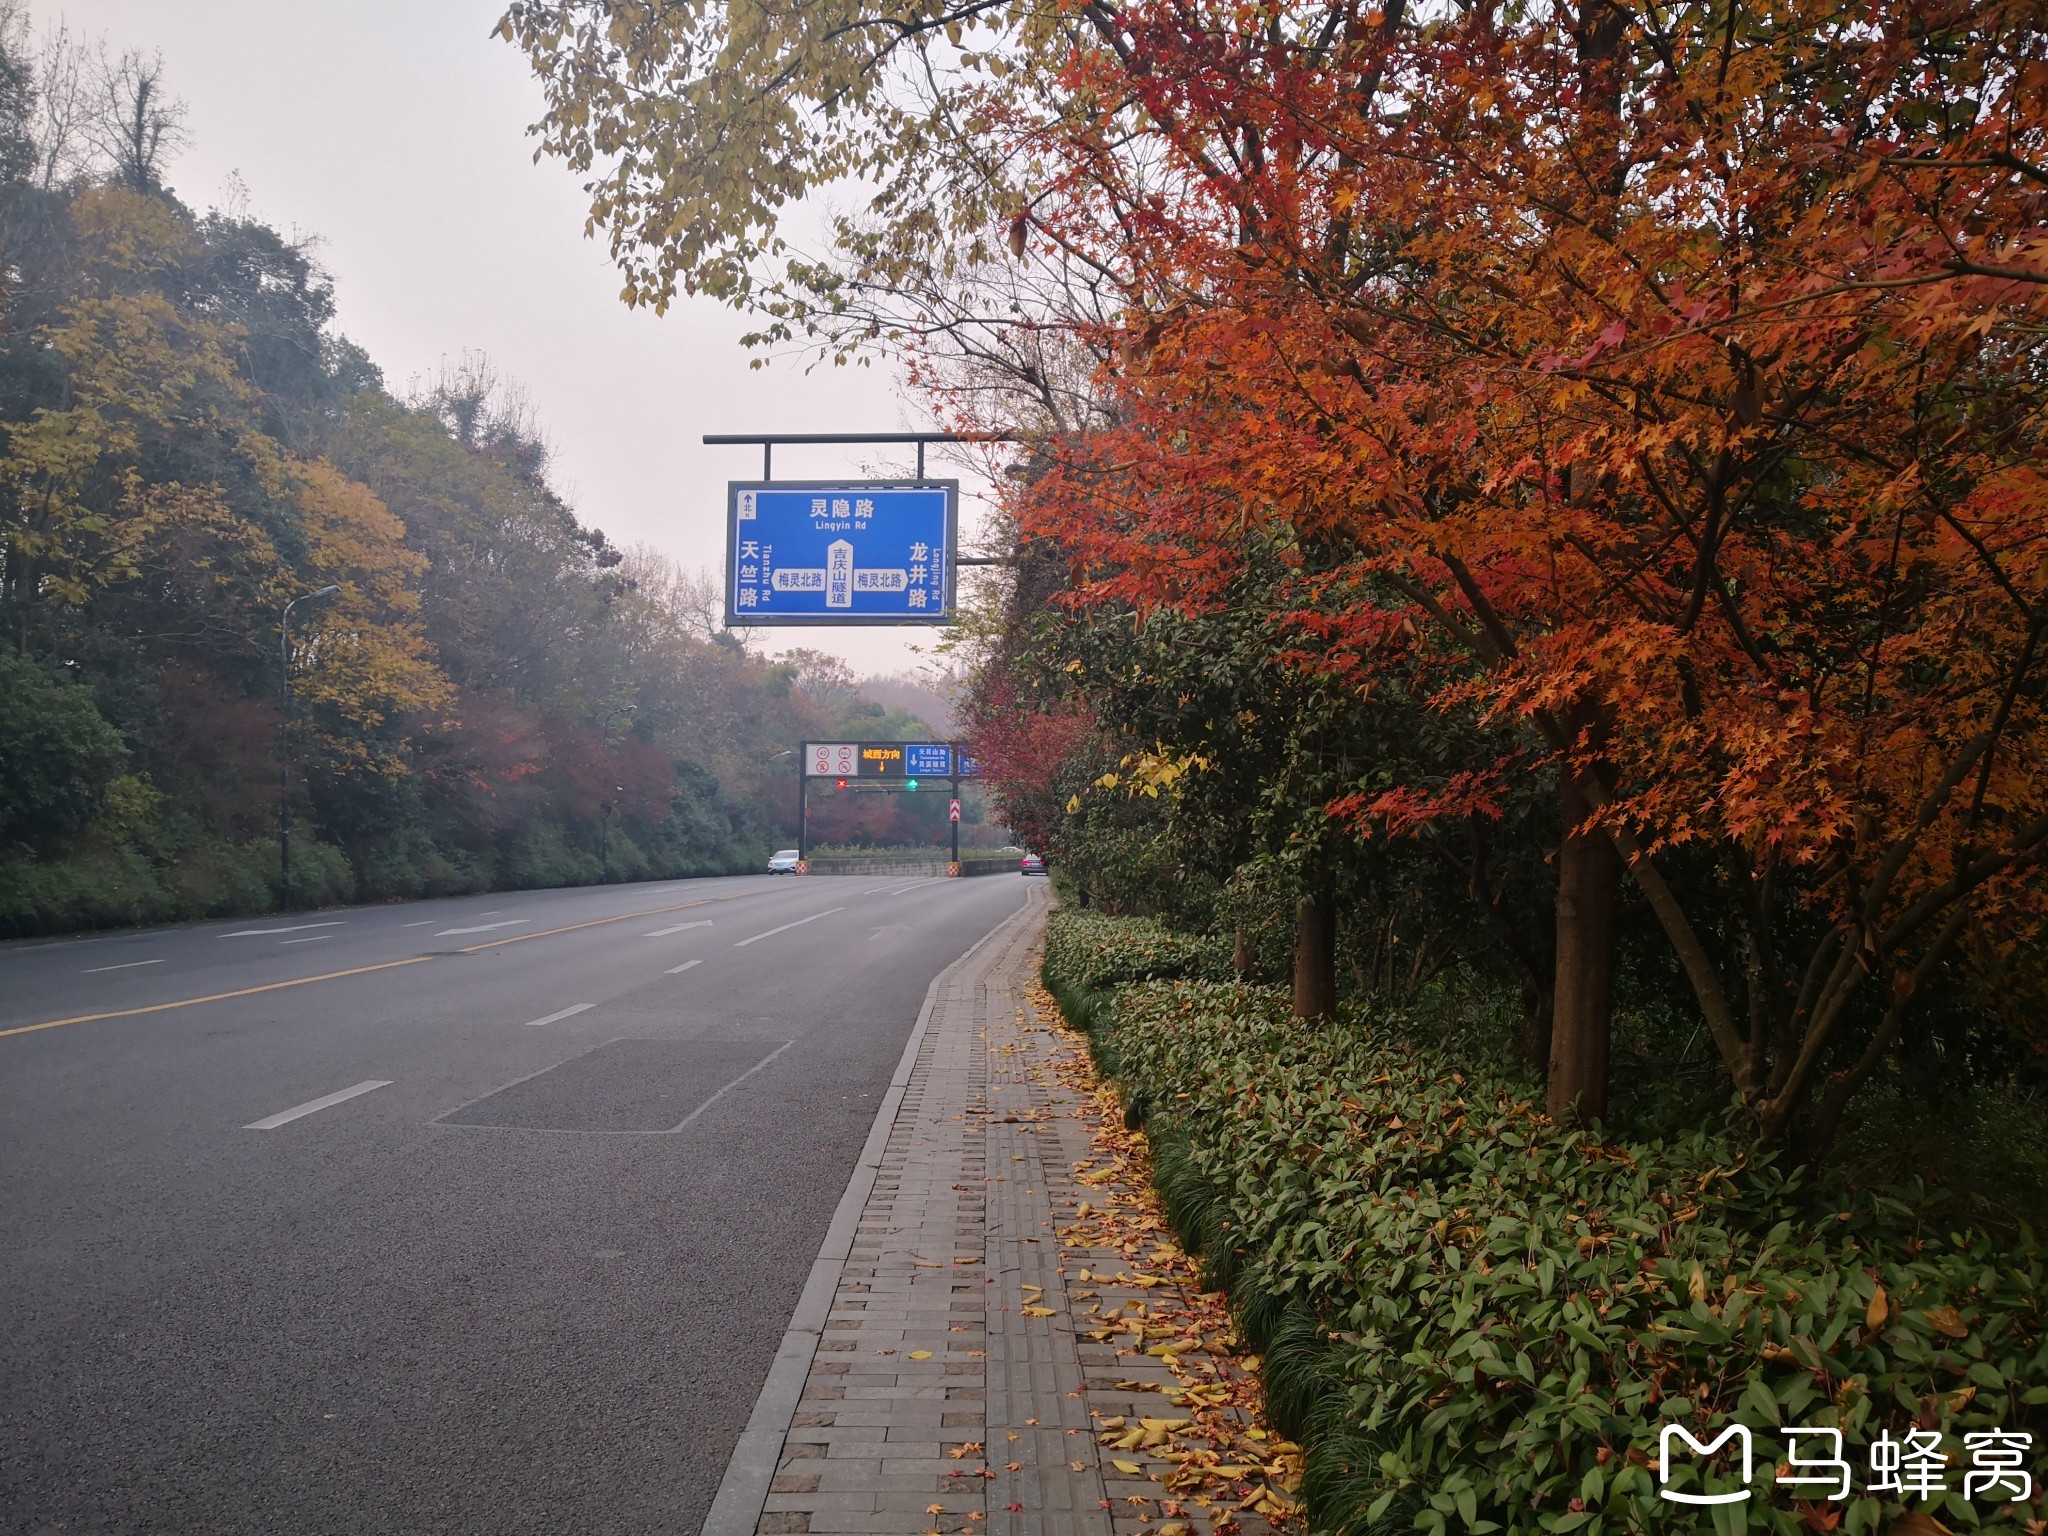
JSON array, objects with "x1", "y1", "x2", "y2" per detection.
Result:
[
  {"x1": 1043, "y1": 912, "x2": 2048, "y2": 1535},
  {"x1": 1040, "y1": 909, "x2": 1235, "y2": 991}
]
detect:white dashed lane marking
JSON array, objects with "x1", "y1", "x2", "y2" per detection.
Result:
[
  {"x1": 733, "y1": 908, "x2": 845, "y2": 948},
  {"x1": 523, "y1": 1003, "x2": 594, "y2": 1028},
  {"x1": 245, "y1": 1080, "x2": 391, "y2": 1130}
]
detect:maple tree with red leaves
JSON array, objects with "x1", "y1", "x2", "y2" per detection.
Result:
[
  {"x1": 956, "y1": 0, "x2": 2048, "y2": 1150},
  {"x1": 961, "y1": 675, "x2": 1095, "y2": 857}
]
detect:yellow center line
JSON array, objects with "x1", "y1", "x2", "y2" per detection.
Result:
[
  {"x1": 0, "y1": 956, "x2": 436, "y2": 1040},
  {"x1": 3, "y1": 887, "x2": 780, "y2": 1041}
]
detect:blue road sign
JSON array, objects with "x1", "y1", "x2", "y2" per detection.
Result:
[
  {"x1": 904, "y1": 743, "x2": 953, "y2": 777},
  {"x1": 727, "y1": 481, "x2": 957, "y2": 626},
  {"x1": 955, "y1": 753, "x2": 983, "y2": 777}
]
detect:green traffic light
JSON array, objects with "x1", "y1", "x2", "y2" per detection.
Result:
[{"x1": 905, "y1": 778, "x2": 919, "y2": 791}]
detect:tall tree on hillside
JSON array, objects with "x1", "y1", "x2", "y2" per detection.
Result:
[
  {"x1": 88, "y1": 47, "x2": 181, "y2": 193},
  {"x1": 0, "y1": 3, "x2": 35, "y2": 186}
]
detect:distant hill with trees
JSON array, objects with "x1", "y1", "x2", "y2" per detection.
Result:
[{"x1": 0, "y1": 9, "x2": 937, "y2": 935}]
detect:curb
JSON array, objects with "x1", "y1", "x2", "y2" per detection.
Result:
[{"x1": 700, "y1": 888, "x2": 1047, "y2": 1536}]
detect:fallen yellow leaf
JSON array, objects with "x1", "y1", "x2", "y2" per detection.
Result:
[
  {"x1": 909, "y1": 1350, "x2": 934, "y2": 1360},
  {"x1": 1925, "y1": 1305, "x2": 1968, "y2": 1338},
  {"x1": 1112, "y1": 1460, "x2": 1145, "y2": 1475}
]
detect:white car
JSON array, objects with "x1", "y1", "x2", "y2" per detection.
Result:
[{"x1": 767, "y1": 848, "x2": 801, "y2": 874}]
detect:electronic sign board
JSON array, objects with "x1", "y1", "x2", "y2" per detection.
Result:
[
  {"x1": 804, "y1": 742, "x2": 980, "y2": 781},
  {"x1": 858, "y1": 743, "x2": 906, "y2": 776}
]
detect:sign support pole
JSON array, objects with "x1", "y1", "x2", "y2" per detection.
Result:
[
  {"x1": 949, "y1": 774, "x2": 960, "y2": 876},
  {"x1": 797, "y1": 766, "x2": 809, "y2": 874}
]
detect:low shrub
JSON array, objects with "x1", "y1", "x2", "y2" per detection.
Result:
[
  {"x1": 1043, "y1": 912, "x2": 2048, "y2": 1535},
  {"x1": 0, "y1": 839, "x2": 171, "y2": 934},
  {"x1": 1041, "y1": 909, "x2": 1233, "y2": 991}
]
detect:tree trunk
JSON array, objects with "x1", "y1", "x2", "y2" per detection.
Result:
[
  {"x1": 1293, "y1": 885, "x2": 1338, "y2": 1023},
  {"x1": 1232, "y1": 924, "x2": 1251, "y2": 978},
  {"x1": 1548, "y1": 773, "x2": 1616, "y2": 1124}
]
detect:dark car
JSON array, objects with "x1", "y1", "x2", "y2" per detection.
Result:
[{"x1": 1020, "y1": 853, "x2": 1047, "y2": 876}]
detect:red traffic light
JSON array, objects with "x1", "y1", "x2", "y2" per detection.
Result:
[{"x1": 836, "y1": 778, "x2": 848, "y2": 788}]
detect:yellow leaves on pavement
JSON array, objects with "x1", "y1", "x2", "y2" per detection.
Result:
[
  {"x1": 1025, "y1": 973, "x2": 1304, "y2": 1529},
  {"x1": 908, "y1": 1350, "x2": 934, "y2": 1360}
]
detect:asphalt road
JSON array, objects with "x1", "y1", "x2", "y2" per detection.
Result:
[{"x1": 0, "y1": 872, "x2": 1030, "y2": 1535}]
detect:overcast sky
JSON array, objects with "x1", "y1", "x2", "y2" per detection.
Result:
[{"x1": 51, "y1": 0, "x2": 990, "y2": 678}]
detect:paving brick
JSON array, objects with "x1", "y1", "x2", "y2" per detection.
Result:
[
  {"x1": 734, "y1": 888, "x2": 1125, "y2": 1536},
  {"x1": 764, "y1": 1490, "x2": 882, "y2": 1513}
]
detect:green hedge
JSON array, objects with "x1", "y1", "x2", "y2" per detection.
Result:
[
  {"x1": 1040, "y1": 909, "x2": 1234, "y2": 991},
  {"x1": 1042, "y1": 911, "x2": 2047, "y2": 1535}
]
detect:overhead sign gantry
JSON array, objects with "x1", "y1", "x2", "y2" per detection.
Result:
[
  {"x1": 795, "y1": 741, "x2": 983, "y2": 874},
  {"x1": 706, "y1": 432, "x2": 1015, "y2": 630}
]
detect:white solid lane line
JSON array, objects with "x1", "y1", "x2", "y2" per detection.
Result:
[
  {"x1": 523, "y1": 1003, "x2": 594, "y2": 1028},
  {"x1": 665, "y1": 959, "x2": 703, "y2": 975},
  {"x1": 245, "y1": 1080, "x2": 391, "y2": 1131},
  {"x1": 399, "y1": 920, "x2": 432, "y2": 928},
  {"x1": 83, "y1": 958, "x2": 165, "y2": 973},
  {"x1": 280, "y1": 935, "x2": 331, "y2": 945},
  {"x1": 733, "y1": 906, "x2": 846, "y2": 948},
  {"x1": 434, "y1": 918, "x2": 530, "y2": 937},
  {"x1": 645, "y1": 920, "x2": 713, "y2": 937},
  {"x1": 220, "y1": 920, "x2": 345, "y2": 938}
]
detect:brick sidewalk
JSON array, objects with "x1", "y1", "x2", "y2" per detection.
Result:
[{"x1": 704, "y1": 886, "x2": 1285, "y2": 1536}]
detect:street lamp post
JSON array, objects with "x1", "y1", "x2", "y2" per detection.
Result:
[
  {"x1": 279, "y1": 585, "x2": 341, "y2": 912},
  {"x1": 599, "y1": 705, "x2": 637, "y2": 882}
]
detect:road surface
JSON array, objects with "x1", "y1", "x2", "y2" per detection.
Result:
[{"x1": 0, "y1": 872, "x2": 1028, "y2": 1535}]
